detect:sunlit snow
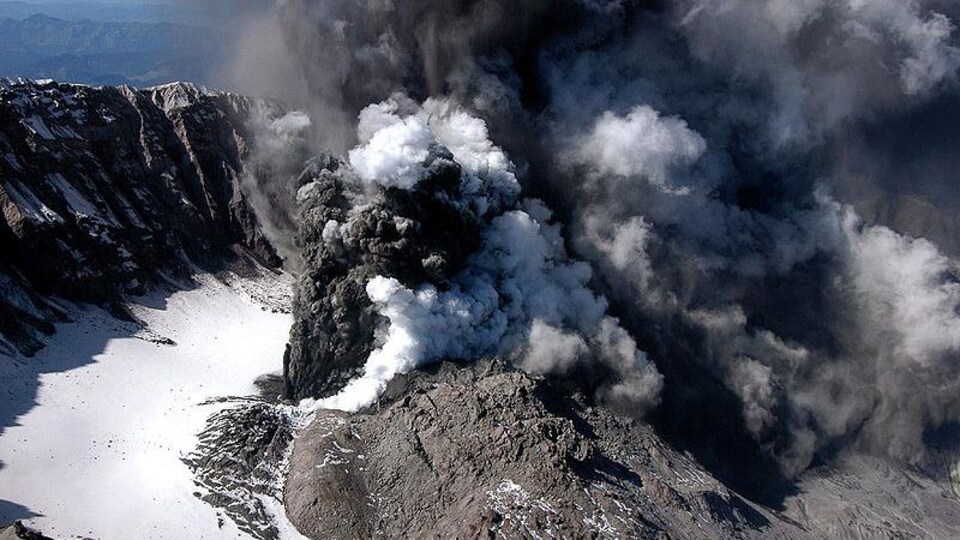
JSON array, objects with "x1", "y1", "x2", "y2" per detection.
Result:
[{"x1": 0, "y1": 274, "x2": 301, "y2": 539}]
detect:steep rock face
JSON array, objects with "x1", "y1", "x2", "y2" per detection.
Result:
[
  {"x1": 285, "y1": 361, "x2": 781, "y2": 539},
  {"x1": 283, "y1": 150, "x2": 483, "y2": 399},
  {"x1": 0, "y1": 521, "x2": 52, "y2": 540},
  {"x1": 0, "y1": 79, "x2": 281, "y2": 355}
]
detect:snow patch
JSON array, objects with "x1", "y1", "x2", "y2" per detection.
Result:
[
  {"x1": 0, "y1": 273, "x2": 300, "y2": 539},
  {"x1": 46, "y1": 173, "x2": 100, "y2": 220}
]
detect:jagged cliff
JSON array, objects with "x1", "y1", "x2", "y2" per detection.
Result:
[{"x1": 0, "y1": 79, "x2": 282, "y2": 356}]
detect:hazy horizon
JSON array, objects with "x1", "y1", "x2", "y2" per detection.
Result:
[{"x1": 0, "y1": 0, "x2": 226, "y2": 86}]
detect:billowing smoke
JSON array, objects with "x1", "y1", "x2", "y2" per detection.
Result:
[
  {"x1": 240, "y1": 106, "x2": 313, "y2": 267},
  {"x1": 675, "y1": 0, "x2": 960, "y2": 145},
  {"x1": 574, "y1": 106, "x2": 706, "y2": 191},
  {"x1": 305, "y1": 98, "x2": 662, "y2": 414},
  {"x1": 223, "y1": 0, "x2": 960, "y2": 485}
]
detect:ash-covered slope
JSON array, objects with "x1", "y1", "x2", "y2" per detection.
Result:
[
  {"x1": 287, "y1": 360, "x2": 778, "y2": 539},
  {"x1": 0, "y1": 79, "x2": 287, "y2": 355},
  {"x1": 285, "y1": 360, "x2": 960, "y2": 539}
]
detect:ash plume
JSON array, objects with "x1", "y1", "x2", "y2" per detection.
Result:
[
  {"x1": 296, "y1": 97, "x2": 662, "y2": 414},
  {"x1": 222, "y1": 0, "x2": 960, "y2": 487}
]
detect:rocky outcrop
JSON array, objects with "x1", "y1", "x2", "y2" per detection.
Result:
[
  {"x1": 183, "y1": 398, "x2": 300, "y2": 540},
  {"x1": 285, "y1": 360, "x2": 782, "y2": 539},
  {"x1": 283, "y1": 150, "x2": 484, "y2": 400},
  {"x1": 0, "y1": 79, "x2": 283, "y2": 355},
  {"x1": 284, "y1": 360, "x2": 960, "y2": 539},
  {"x1": 0, "y1": 522, "x2": 52, "y2": 540}
]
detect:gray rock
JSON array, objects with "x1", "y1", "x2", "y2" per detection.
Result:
[
  {"x1": 284, "y1": 359, "x2": 960, "y2": 539},
  {"x1": 285, "y1": 361, "x2": 782, "y2": 539},
  {"x1": 183, "y1": 399, "x2": 299, "y2": 540},
  {"x1": 0, "y1": 522, "x2": 52, "y2": 540},
  {"x1": 0, "y1": 79, "x2": 285, "y2": 355}
]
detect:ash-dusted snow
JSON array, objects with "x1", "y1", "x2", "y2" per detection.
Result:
[{"x1": 0, "y1": 274, "x2": 302, "y2": 540}]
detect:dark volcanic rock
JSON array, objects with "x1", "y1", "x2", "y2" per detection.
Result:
[
  {"x1": 285, "y1": 361, "x2": 781, "y2": 539},
  {"x1": 283, "y1": 149, "x2": 484, "y2": 400},
  {"x1": 0, "y1": 521, "x2": 52, "y2": 540},
  {"x1": 183, "y1": 399, "x2": 298, "y2": 540},
  {"x1": 0, "y1": 79, "x2": 285, "y2": 355}
]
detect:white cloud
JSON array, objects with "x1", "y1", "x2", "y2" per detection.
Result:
[
  {"x1": 575, "y1": 105, "x2": 706, "y2": 188},
  {"x1": 843, "y1": 208, "x2": 960, "y2": 364},
  {"x1": 348, "y1": 96, "x2": 520, "y2": 212}
]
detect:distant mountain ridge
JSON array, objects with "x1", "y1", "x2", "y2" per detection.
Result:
[
  {"x1": 0, "y1": 1, "x2": 209, "y2": 24},
  {"x1": 0, "y1": 13, "x2": 224, "y2": 86}
]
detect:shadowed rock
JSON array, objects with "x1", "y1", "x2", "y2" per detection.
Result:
[
  {"x1": 283, "y1": 149, "x2": 484, "y2": 400},
  {"x1": 0, "y1": 79, "x2": 285, "y2": 355}
]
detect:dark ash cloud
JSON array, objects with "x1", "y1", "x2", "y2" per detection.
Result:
[{"x1": 222, "y1": 0, "x2": 960, "y2": 497}]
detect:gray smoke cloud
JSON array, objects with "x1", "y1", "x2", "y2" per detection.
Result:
[
  {"x1": 674, "y1": 0, "x2": 960, "y2": 146},
  {"x1": 304, "y1": 97, "x2": 662, "y2": 415},
  {"x1": 546, "y1": 0, "x2": 960, "y2": 477},
  {"x1": 219, "y1": 0, "x2": 960, "y2": 484},
  {"x1": 240, "y1": 105, "x2": 313, "y2": 268}
]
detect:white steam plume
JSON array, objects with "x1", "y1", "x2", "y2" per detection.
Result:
[
  {"x1": 576, "y1": 105, "x2": 706, "y2": 190},
  {"x1": 311, "y1": 99, "x2": 662, "y2": 413},
  {"x1": 348, "y1": 95, "x2": 521, "y2": 213}
]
